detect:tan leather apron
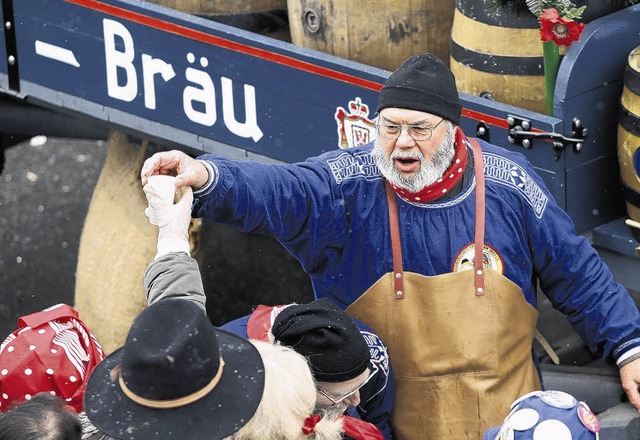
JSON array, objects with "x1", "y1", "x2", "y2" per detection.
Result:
[{"x1": 346, "y1": 139, "x2": 541, "y2": 440}]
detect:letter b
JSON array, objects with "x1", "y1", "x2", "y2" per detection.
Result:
[{"x1": 104, "y1": 19, "x2": 138, "y2": 102}]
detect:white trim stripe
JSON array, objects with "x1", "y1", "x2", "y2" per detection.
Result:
[
  {"x1": 617, "y1": 346, "x2": 640, "y2": 367},
  {"x1": 49, "y1": 321, "x2": 90, "y2": 379}
]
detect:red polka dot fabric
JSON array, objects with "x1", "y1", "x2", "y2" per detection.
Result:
[
  {"x1": 391, "y1": 127, "x2": 468, "y2": 203},
  {"x1": 0, "y1": 303, "x2": 105, "y2": 413}
]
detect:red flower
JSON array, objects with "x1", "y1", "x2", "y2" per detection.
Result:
[{"x1": 539, "y1": 8, "x2": 586, "y2": 47}]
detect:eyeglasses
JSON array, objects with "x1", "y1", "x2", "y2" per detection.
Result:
[
  {"x1": 376, "y1": 117, "x2": 445, "y2": 141},
  {"x1": 316, "y1": 367, "x2": 377, "y2": 406}
]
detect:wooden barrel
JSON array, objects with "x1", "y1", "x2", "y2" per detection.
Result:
[
  {"x1": 618, "y1": 45, "x2": 640, "y2": 242},
  {"x1": 145, "y1": 0, "x2": 291, "y2": 41},
  {"x1": 287, "y1": 0, "x2": 455, "y2": 71},
  {"x1": 450, "y1": 0, "x2": 623, "y2": 115},
  {"x1": 451, "y1": 1, "x2": 555, "y2": 114}
]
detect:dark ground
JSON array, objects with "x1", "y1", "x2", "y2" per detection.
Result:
[
  {"x1": 0, "y1": 137, "x2": 313, "y2": 340},
  {"x1": 0, "y1": 137, "x2": 105, "y2": 336}
]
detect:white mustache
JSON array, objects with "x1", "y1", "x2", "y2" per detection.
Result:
[{"x1": 391, "y1": 151, "x2": 423, "y2": 161}]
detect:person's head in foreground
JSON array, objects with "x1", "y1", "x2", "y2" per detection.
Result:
[
  {"x1": 484, "y1": 390, "x2": 600, "y2": 440},
  {"x1": 270, "y1": 298, "x2": 372, "y2": 417},
  {"x1": 234, "y1": 340, "x2": 342, "y2": 440},
  {"x1": 0, "y1": 392, "x2": 82, "y2": 440},
  {"x1": 373, "y1": 52, "x2": 463, "y2": 194},
  {"x1": 83, "y1": 299, "x2": 265, "y2": 440}
]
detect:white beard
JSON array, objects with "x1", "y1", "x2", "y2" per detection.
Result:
[
  {"x1": 372, "y1": 122, "x2": 455, "y2": 193},
  {"x1": 315, "y1": 401, "x2": 350, "y2": 420}
]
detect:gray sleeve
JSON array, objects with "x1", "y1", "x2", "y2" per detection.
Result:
[{"x1": 143, "y1": 252, "x2": 206, "y2": 312}]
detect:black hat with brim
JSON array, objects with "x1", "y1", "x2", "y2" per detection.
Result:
[{"x1": 83, "y1": 300, "x2": 264, "y2": 440}]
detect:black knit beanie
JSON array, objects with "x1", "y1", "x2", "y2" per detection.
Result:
[
  {"x1": 271, "y1": 298, "x2": 370, "y2": 383},
  {"x1": 377, "y1": 53, "x2": 462, "y2": 125}
]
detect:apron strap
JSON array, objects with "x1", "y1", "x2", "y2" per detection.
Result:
[
  {"x1": 384, "y1": 137, "x2": 486, "y2": 299},
  {"x1": 385, "y1": 181, "x2": 405, "y2": 299},
  {"x1": 469, "y1": 138, "x2": 486, "y2": 296}
]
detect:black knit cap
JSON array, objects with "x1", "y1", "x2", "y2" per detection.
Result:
[
  {"x1": 271, "y1": 299, "x2": 370, "y2": 383},
  {"x1": 377, "y1": 53, "x2": 462, "y2": 125}
]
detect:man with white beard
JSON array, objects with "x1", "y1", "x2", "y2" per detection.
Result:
[
  {"x1": 140, "y1": 53, "x2": 640, "y2": 440},
  {"x1": 221, "y1": 299, "x2": 393, "y2": 438}
]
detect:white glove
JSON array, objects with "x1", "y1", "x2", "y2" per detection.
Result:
[{"x1": 143, "y1": 175, "x2": 194, "y2": 258}]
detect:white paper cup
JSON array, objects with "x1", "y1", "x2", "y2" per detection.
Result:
[{"x1": 145, "y1": 175, "x2": 177, "y2": 204}]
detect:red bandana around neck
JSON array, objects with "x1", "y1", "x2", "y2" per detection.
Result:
[{"x1": 390, "y1": 127, "x2": 468, "y2": 203}]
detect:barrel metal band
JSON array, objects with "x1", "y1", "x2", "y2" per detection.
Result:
[
  {"x1": 624, "y1": 63, "x2": 640, "y2": 96},
  {"x1": 622, "y1": 181, "x2": 640, "y2": 209},
  {"x1": 450, "y1": 41, "x2": 551, "y2": 75},
  {"x1": 619, "y1": 105, "x2": 640, "y2": 136},
  {"x1": 117, "y1": 356, "x2": 225, "y2": 409}
]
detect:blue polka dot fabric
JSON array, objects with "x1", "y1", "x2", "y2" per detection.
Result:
[{"x1": 484, "y1": 390, "x2": 600, "y2": 440}]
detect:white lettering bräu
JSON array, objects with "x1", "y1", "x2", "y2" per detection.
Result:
[{"x1": 102, "y1": 19, "x2": 263, "y2": 142}]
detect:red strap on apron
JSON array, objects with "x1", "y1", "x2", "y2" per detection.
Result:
[
  {"x1": 469, "y1": 138, "x2": 486, "y2": 295},
  {"x1": 385, "y1": 182, "x2": 405, "y2": 299},
  {"x1": 385, "y1": 137, "x2": 487, "y2": 299}
]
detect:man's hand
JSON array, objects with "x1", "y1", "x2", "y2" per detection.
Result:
[
  {"x1": 620, "y1": 357, "x2": 640, "y2": 412},
  {"x1": 140, "y1": 150, "x2": 209, "y2": 190}
]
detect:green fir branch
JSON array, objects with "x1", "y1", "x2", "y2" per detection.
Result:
[
  {"x1": 490, "y1": 0, "x2": 637, "y2": 19},
  {"x1": 561, "y1": 5, "x2": 586, "y2": 18},
  {"x1": 526, "y1": 0, "x2": 543, "y2": 15}
]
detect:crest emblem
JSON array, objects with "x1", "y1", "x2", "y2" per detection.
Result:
[
  {"x1": 452, "y1": 243, "x2": 504, "y2": 274},
  {"x1": 334, "y1": 98, "x2": 376, "y2": 149}
]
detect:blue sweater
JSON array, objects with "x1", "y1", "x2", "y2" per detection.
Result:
[{"x1": 194, "y1": 138, "x2": 640, "y2": 368}]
